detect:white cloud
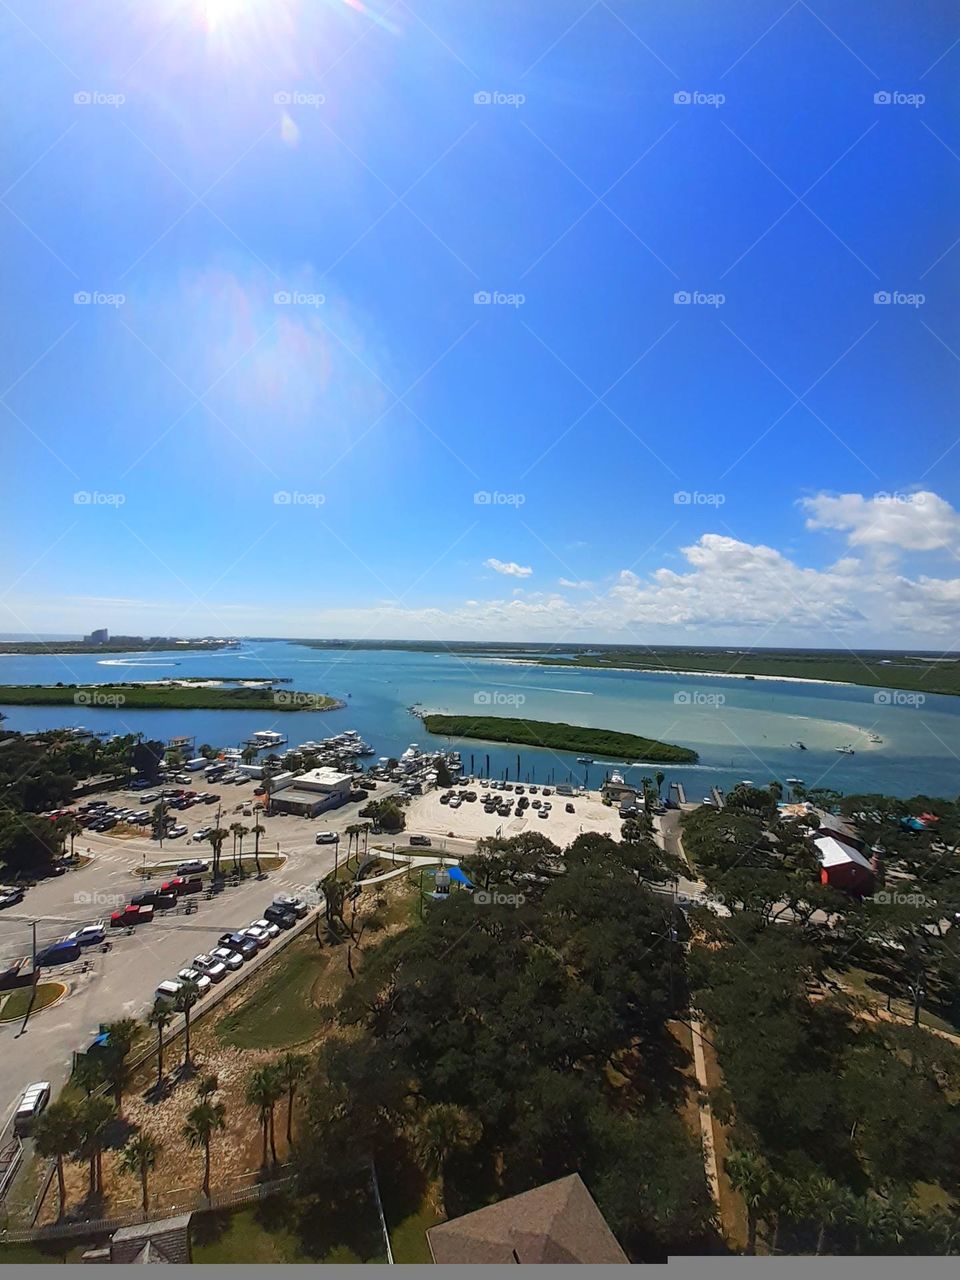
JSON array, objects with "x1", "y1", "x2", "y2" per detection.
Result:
[
  {"x1": 800, "y1": 490, "x2": 960, "y2": 552},
  {"x1": 484, "y1": 558, "x2": 533, "y2": 578},
  {"x1": 558, "y1": 578, "x2": 593, "y2": 590}
]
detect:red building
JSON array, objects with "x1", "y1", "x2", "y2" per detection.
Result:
[{"x1": 815, "y1": 834, "x2": 875, "y2": 895}]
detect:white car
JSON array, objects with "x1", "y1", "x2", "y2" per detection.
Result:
[
  {"x1": 193, "y1": 954, "x2": 228, "y2": 983},
  {"x1": 167, "y1": 824, "x2": 188, "y2": 838},
  {"x1": 177, "y1": 968, "x2": 213, "y2": 996},
  {"x1": 242, "y1": 924, "x2": 271, "y2": 948},
  {"x1": 272, "y1": 893, "x2": 308, "y2": 918},
  {"x1": 14, "y1": 1081, "x2": 51, "y2": 1135},
  {"x1": 155, "y1": 979, "x2": 184, "y2": 1005},
  {"x1": 210, "y1": 946, "x2": 244, "y2": 971},
  {"x1": 315, "y1": 831, "x2": 339, "y2": 844},
  {"x1": 65, "y1": 920, "x2": 106, "y2": 947},
  {"x1": 250, "y1": 917, "x2": 280, "y2": 940}
]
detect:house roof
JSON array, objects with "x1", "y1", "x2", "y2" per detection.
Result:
[
  {"x1": 426, "y1": 1174, "x2": 628, "y2": 1264},
  {"x1": 814, "y1": 834, "x2": 874, "y2": 873},
  {"x1": 110, "y1": 1214, "x2": 192, "y2": 1265}
]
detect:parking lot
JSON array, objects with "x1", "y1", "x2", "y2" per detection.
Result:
[{"x1": 0, "y1": 773, "x2": 401, "y2": 1143}]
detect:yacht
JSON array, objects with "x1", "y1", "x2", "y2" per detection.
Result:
[
  {"x1": 835, "y1": 745, "x2": 855, "y2": 755},
  {"x1": 790, "y1": 741, "x2": 807, "y2": 750},
  {"x1": 577, "y1": 757, "x2": 594, "y2": 764},
  {"x1": 786, "y1": 777, "x2": 804, "y2": 786}
]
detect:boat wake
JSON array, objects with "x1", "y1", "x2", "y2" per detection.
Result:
[{"x1": 97, "y1": 659, "x2": 179, "y2": 667}]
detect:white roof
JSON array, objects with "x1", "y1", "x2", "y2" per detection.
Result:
[
  {"x1": 814, "y1": 834, "x2": 874, "y2": 872},
  {"x1": 298, "y1": 767, "x2": 352, "y2": 787}
]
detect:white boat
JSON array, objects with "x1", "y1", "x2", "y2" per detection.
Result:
[
  {"x1": 835, "y1": 745, "x2": 855, "y2": 755},
  {"x1": 786, "y1": 777, "x2": 804, "y2": 785}
]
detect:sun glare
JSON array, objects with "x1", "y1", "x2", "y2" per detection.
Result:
[{"x1": 201, "y1": 0, "x2": 256, "y2": 33}]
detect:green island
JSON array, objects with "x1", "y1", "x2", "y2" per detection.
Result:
[
  {"x1": 297, "y1": 640, "x2": 960, "y2": 697},
  {"x1": 422, "y1": 712, "x2": 698, "y2": 763},
  {"x1": 0, "y1": 683, "x2": 340, "y2": 712},
  {"x1": 0, "y1": 638, "x2": 239, "y2": 655}
]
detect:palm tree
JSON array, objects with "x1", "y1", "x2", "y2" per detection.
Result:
[
  {"x1": 793, "y1": 1173, "x2": 844, "y2": 1255},
  {"x1": 196, "y1": 1072, "x2": 218, "y2": 1101},
  {"x1": 72, "y1": 1052, "x2": 105, "y2": 1098},
  {"x1": 174, "y1": 979, "x2": 201, "y2": 1072},
  {"x1": 120, "y1": 1131, "x2": 163, "y2": 1215},
  {"x1": 726, "y1": 1149, "x2": 771, "y2": 1255},
  {"x1": 277, "y1": 1052, "x2": 309, "y2": 1146},
  {"x1": 183, "y1": 1100, "x2": 226, "y2": 1199},
  {"x1": 241, "y1": 745, "x2": 257, "y2": 765},
  {"x1": 147, "y1": 1001, "x2": 171, "y2": 1091},
  {"x1": 101, "y1": 1017, "x2": 138, "y2": 1114},
  {"x1": 229, "y1": 822, "x2": 249, "y2": 876},
  {"x1": 261, "y1": 774, "x2": 273, "y2": 816},
  {"x1": 34, "y1": 1099, "x2": 81, "y2": 1220},
  {"x1": 245, "y1": 1065, "x2": 284, "y2": 1168},
  {"x1": 60, "y1": 815, "x2": 82, "y2": 860},
  {"x1": 251, "y1": 823, "x2": 266, "y2": 878},
  {"x1": 411, "y1": 1103, "x2": 481, "y2": 1215},
  {"x1": 206, "y1": 827, "x2": 228, "y2": 881},
  {"x1": 76, "y1": 1095, "x2": 115, "y2": 1198},
  {"x1": 654, "y1": 770, "x2": 665, "y2": 798},
  {"x1": 152, "y1": 800, "x2": 168, "y2": 843}
]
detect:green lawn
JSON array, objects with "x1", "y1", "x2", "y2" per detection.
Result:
[
  {"x1": 387, "y1": 1199, "x2": 443, "y2": 1264},
  {"x1": 191, "y1": 1190, "x2": 386, "y2": 1263},
  {"x1": 216, "y1": 935, "x2": 330, "y2": 1050},
  {"x1": 0, "y1": 982, "x2": 64, "y2": 1023},
  {"x1": 0, "y1": 1242, "x2": 89, "y2": 1264}
]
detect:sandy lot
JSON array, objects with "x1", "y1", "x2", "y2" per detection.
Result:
[{"x1": 405, "y1": 784, "x2": 623, "y2": 847}]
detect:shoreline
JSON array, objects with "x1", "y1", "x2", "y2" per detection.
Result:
[{"x1": 473, "y1": 655, "x2": 861, "y2": 690}]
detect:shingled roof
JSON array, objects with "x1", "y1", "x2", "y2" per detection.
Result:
[{"x1": 426, "y1": 1174, "x2": 628, "y2": 1264}]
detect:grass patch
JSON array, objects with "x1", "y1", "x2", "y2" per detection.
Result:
[
  {"x1": 0, "y1": 1241, "x2": 90, "y2": 1264},
  {"x1": 216, "y1": 935, "x2": 331, "y2": 1050},
  {"x1": 192, "y1": 1187, "x2": 385, "y2": 1263},
  {"x1": 423, "y1": 713, "x2": 697, "y2": 764},
  {"x1": 0, "y1": 982, "x2": 64, "y2": 1023},
  {"x1": 387, "y1": 1197, "x2": 444, "y2": 1264}
]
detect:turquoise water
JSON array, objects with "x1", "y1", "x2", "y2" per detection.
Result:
[{"x1": 1, "y1": 640, "x2": 958, "y2": 799}]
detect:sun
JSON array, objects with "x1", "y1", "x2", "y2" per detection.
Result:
[{"x1": 201, "y1": 0, "x2": 257, "y2": 32}]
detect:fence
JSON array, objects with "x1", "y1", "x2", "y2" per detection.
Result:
[{"x1": 0, "y1": 1172, "x2": 295, "y2": 1244}]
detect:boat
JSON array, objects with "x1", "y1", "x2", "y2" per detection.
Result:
[
  {"x1": 786, "y1": 777, "x2": 804, "y2": 786},
  {"x1": 835, "y1": 745, "x2": 855, "y2": 755},
  {"x1": 868, "y1": 733, "x2": 882, "y2": 744},
  {"x1": 791, "y1": 741, "x2": 807, "y2": 750},
  {"x1": 577, "y1": 757, "x2": 594, "y2": 764}
]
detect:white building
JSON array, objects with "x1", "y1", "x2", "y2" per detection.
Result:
[{"x1": 270, "y1": 767, "x2": 352, "y2": 817}]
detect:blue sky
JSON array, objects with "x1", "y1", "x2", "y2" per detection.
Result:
[{"x1": 2, "y1": 0, "x2": 959, "y2": 646}]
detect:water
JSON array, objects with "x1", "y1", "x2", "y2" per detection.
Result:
[{"x1": 1, "y1": 640, "x2": 958, "y2": 799}]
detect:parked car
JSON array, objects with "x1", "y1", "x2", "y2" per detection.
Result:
[
  {"x1": 64, "y1": 920, "x2": 106, "y2": 947},
  {"x1": 0, "y1": 886, "x2": 24, "y2": 909},
  {"x1": 177, "y1": 968, "x2": 213, "y2": 997},
  {"x1": 167, "y1": 824, "x2": 188, "y2": 838},
  {"x1": 210, "y1": 946, "x2": 244, "y2": 971},
  {"x1": 193, "y1": 954, "x2": 228, "y2": 982},
  {"x1": 36, "y1": 938, "x2": 81, "y2": 965},
  {"x1": 218, "y1": 932, "x2": 259, "y2": 960},
  {"x1": 155, "y1": 979, "x2": 183, "y2": 1005},
  {"x1": 111, "y1": 904, "x2": 153, "y2": 927},
  {"x1": 409, "y1": 834, "x2": 432, "y2": 847},
  {"x1": 14, "y1": 1081, "x2": 51, "y2": 1135},
  {"x1": 272, "y1": 893, "x2": 308, "y2": 918},
  {"x1": 177, "y1": 859, "x2": 209, "y2": 874},
  {"x1": 249, "y1": 918, "x2": 280, "y2": 940},
  {"x1": 264, "y1": 905, "x2": 296, "y2": 929},
  {"x1": 315, "y1": 831, "x2": 339, "y2": 844},
  {"x1": 242, "y1": 924, "x2": 271, "y2": 948}
]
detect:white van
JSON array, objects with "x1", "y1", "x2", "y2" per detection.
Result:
[{"x1": 14, "y1": 1081, "x2": 50, "y2": 1134}]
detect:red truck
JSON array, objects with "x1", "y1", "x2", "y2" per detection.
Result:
[{"x1": 110, "y1": 904, "x2": 154, "y2": 927}]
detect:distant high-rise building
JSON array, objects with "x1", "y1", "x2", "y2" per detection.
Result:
[{"x1": 84, "y1": 628, "x2": 109, "y2": 645}]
